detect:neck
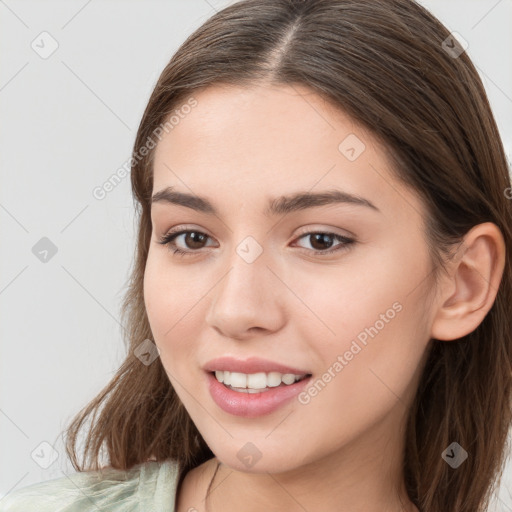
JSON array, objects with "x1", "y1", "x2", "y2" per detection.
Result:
[{"x1": 205, "y1": 406, "x2": 418, "y2": 512}]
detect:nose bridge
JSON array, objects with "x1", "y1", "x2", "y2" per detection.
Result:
[
  {"x1": 216, "y1": 232, "x2": 270, "y2": 308},
  {"x1": 205, "y1": 228, "x2": 285, "y2": 337}
]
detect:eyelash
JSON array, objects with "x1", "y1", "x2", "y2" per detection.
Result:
[{"x1": 157, "y1": 229, "x2": 355, "y2": 258}]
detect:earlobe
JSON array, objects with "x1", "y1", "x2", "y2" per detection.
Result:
[{"x1": 430, "y1": 222, "x2": 506, "y2": 341}]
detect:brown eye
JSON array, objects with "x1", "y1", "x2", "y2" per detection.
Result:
[
  {"x1": 158, "y1": 229, "x2": 355, "y2": 258},
  {"x1": 157, "y1": 229, "x2": 214, "y2": 256},
  {"x1": 307, "y1": 233, "x2": 336, "y2": 251},
  {"x1": 294, "y1": 231, "x2": 354, "y2": 255},
  {"x1": 181, "y1": 231, "x2": 208, "y2": 249}
]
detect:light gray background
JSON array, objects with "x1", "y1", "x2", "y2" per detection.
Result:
[{"x1": 1, "y1": 0, "x2": 511, "y2": 509}]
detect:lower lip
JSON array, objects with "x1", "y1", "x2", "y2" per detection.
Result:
[{"x1": 206, "y1": 372, "x2": 312, "y2": 418}]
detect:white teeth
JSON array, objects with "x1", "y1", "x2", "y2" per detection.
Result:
[
  {"x1": 267, "y1": 372, "x2": 283, "y2": 387},
  {"x1": 281, "y1": 374, "x2": 297, "y2": 385},
  {"x1": 214, "y1": 370, "x2": 308, "y2": 390},
  {"x1": 247, "y1": 372, "x2": 267, "y2": 389},
  {"x1": 229, "y1": 372, "x2": 247, "y2": 388}
]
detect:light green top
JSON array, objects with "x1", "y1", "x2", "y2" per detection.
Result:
[{"x1": 0, "y1": 459, "x2": 181, "y2": 512}]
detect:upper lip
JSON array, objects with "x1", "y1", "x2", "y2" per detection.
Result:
[{"x1": 203, "y1": 356, "x2": 311, "y2": 376}]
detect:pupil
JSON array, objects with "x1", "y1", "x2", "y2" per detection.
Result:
[
  {"x1": 311, "y1": 233, "x2": 333, "y2": 250},
  {"x1": 186, "y1": 232, "x2": 206, "y2": 249}
]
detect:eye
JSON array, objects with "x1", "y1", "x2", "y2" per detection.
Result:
[
  {"x1": 157, "y1": 229, "x2": 355, "y2": 257},
  {"x1": 292, "y1": 231, "x2": 355, "y2": 255},
  {"x1": 157, "y1": 229, "x2": 216, "y2": 257}
]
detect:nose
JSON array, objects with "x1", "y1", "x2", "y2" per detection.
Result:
[{"x1": 204, "y1": 250, "x2": 286, "y2": 341}]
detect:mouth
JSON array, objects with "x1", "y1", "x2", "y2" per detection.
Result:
[
  {"x1": 209, "y1": 370, "x2": 312, "y2": 393},
  {"x1": 206, "y1": 370, "x2": 313, "y2": 417}
]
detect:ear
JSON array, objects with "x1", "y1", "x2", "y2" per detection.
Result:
[{"x1": 430, "y1": 222, "x2": 506, "y2": 341}]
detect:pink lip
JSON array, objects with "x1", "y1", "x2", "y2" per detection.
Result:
[
  {"x1": 206, "y1": 371, "x2": 312, "y2": 417},
  {"x1": 203, "y1": 356, "x2": 311, "y2": 375}
]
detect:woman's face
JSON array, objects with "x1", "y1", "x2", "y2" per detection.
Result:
[{"x1": 144, "y1": 83, "x2": 435, "y2": 474}]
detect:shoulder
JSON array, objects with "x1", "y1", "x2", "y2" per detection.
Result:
[{"x1": 0, "y1": 459, "x2": 180, "y2": 512}]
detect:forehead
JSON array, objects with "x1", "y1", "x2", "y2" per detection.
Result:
[
  {"x1": 151, "y1": 84, "x2": 422, "y2": 220},
  {"x1": 155, "y1": 83, "x2": 365, "y2": 161}
]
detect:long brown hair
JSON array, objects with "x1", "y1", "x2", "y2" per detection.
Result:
[{"x1": 63, "y1": 1, "x2": 512, "y2": 510}]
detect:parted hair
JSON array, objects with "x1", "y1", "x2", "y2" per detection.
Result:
[{"x1": 63, "y1": 1, "x2": 512, "y2": 511}]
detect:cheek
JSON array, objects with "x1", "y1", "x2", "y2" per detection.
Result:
[
  {"x1": 143, "y1": 256, "x2": 169, "y2": 338},
  {"x1": 302, "y1": 306, "x2": 427, "y2": 447},
  {"x1": 295, "y1": 246, "x2": 431, "y2": 433},
  {"x1": 288, "y1": 244, "x2": 419, "y2": 354},
  {"x1": 143, "y1": 253, "x2": 208, "y2": 381}
]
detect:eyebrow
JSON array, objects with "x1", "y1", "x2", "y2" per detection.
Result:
[{"x1": 151, "y1": 186, "x2": 380, "y2": 216}]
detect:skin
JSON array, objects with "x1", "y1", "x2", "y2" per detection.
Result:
[{"x1": 143, "y1": 83, "x2": 505, "y2": 512}]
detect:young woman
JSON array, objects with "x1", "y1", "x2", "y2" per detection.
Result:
[{"x1": 2, "y1": 1, "x2": 511, "y2": 511}]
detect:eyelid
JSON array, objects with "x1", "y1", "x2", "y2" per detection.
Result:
[
  {"x1": 158, "y1": 224, "x2": 356, "y2": 258},
  {"x1": 294, "y1": 224, "x2": 355, "y2": 239},
  {"x1": 163, "y1": 224, "x2": 216, "y2": 241},
  {"x1": 161, "y1": 224, "x2": 353, "y2": 244}
]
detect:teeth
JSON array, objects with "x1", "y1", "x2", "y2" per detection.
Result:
[{"x1": 214, "y1": 370, "x2": 307, "y2": 390}]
